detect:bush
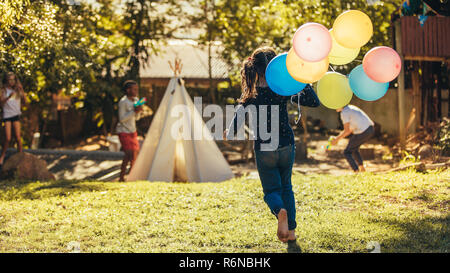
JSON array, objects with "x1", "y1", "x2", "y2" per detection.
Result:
[{"x1": 437, "y1": 117, "x2": 450, "y2": 156}]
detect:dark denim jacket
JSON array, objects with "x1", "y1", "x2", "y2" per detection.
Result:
[{"x1": 226, "y1": 84, "x2": 320, "y2": 151}]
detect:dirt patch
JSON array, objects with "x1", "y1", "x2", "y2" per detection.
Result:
[{"x1": 228, "y1": 138, "x2": 395, "y2": 177}]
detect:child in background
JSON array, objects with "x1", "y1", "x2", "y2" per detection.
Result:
[
  {"x1": 332, "y1": 104, "x2": 375, "y2": 172},
  {"x1": 0, "y1": 72, "x2": 26, "y2": 169},
  {"x1": 117, "y1": 80, "x2": 143, "y2": 182}
]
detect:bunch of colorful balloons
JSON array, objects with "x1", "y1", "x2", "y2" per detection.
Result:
[{"x1": 265, "y1": 10, "x2": 402, "y2": 109}]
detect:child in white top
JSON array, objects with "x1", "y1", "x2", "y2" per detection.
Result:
[
  {"x1": 0, "y1": 72, "x2": 26, "y2": 167},
  {"x1": 332, "y1": 105, "x2": 375, "y2": 172},
  {"x1": 117, "y1": 80, "x2": 143, "y2": 181}
]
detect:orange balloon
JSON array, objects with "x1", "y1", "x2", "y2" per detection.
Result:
[{"x1": 286, "y1": 48, "x2": 329, "y2": 83}]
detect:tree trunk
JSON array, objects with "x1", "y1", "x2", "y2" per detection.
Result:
[
  {"x1": 58, "y1": 110, "x2": 67, "y2": 145},
  {"x1": 411, "y1": 61, "x2": 421, "y2": 130},
  {"x1": 208, "y1": 41, "x2": 217, "y2": 104},
  {"x1": 448, "y1": 63, "x2": 450, "y2": 118},
  {"x1": 130, "y1": 40, "x2": 141, "y2": 83},
  {"x1": 394, "y1": 20, "x2": 406, "y2": 150},
  {"x1": 436, "y1": 63, "x2": 442, "y2": 120},
  {"x1": 420, "y1": 62, "x2": 425, "y2": 126},
  {"x1": 205, "y1": 0, "x2": 217, "y2": 104}
]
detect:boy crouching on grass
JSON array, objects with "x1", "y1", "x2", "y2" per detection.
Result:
[
  {"x1": 332, "y1": 104, "x2": 374, "y2": 172},
  {"x1": 117, "y1": 80, "x2": 143, "y2": 182}
]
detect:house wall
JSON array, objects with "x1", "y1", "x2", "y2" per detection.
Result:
[{"x1": 141, "y1": 77, "x2": 226, "y2": 89}]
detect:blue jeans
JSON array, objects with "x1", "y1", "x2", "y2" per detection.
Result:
[{"x1": 255, "y1": 144, "x2": 297, "y2": 230}]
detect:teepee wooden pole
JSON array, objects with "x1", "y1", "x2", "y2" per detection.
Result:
[{"x1": 168, "y1": 57, "x2": 183, "y2": 77}]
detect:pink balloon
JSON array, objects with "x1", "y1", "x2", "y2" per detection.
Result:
[
  {"x1": 363, "y1": 46, "x2": 402, "y2": 83},
  {"x1": 293, "y1": 23, "x2": 332, "y2": 62}
]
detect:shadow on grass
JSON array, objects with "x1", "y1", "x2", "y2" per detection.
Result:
[
  {"x1": 42, "y1": 154, "x2": 121, "y2": 181},
  {"x1": 369, "y1": 215, "x2": 450, "y2": 253},
  {"x1": 0, "y1": 179, "x2": 112, "y2": 201},
  {"x1": 304, "y1": 214, "x2": 449, "y2": 253}
]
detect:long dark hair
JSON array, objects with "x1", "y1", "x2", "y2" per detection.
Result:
[
  {"x1": 2, "y1": 72, "x2": 23, "y2": 93},
  {"x1": 239, "y1": 47, "x2": 276, "y2": 103}
]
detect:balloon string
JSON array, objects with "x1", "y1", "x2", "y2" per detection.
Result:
[
  {"x1": 294, "y1": 90, "x2": 302, "y2": 124},
  {"x1": 329, "y1": 59, "x2": 363, "y2": 72}
]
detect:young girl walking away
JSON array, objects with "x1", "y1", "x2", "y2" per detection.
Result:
[
  {"x1": 224, "y1": 47, "x2": 320, "y2": 252},
  {"x1": 117, "y1": 80, "x2": 143, "y2": 182},
  {"x1": 0, "y1": 72, "x2": 26, "y2": 169}
]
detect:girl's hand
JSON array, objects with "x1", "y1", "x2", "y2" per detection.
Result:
[
  {"x1": 19, "y1": 89, "x2": 26, "y2": 100},
  {"x1": 15, "y1": 83, "x2": 25, "y2": 98}
]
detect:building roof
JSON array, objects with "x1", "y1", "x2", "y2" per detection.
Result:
[{"x1": 140, "y1": 39, "x2": 233, "y2": 79}]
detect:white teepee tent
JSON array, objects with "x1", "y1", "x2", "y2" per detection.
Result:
[{"x1": 126, "y1": 77, "x2": 234, "y2": 182}]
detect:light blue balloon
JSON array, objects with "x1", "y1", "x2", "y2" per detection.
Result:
[
  {"x1": 265, "y1": 53, "x2": 307, "y2": 96},
  {"x1": 349, "y1": 64, "x2": 389, "y2": 101}
]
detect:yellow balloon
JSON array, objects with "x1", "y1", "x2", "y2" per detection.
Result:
[
  {"x1": 286, "y1": 48, "x2": 329, "y2": 84},
  {"x1": 317, "y1": 72, "x2": 353, "y2": 109},
  {"x1": 333, "y1": 10, "x2": 373, "y2": 49},
  {"x1": 328, "y1": 29, "x2": 360, "y2": 65}
]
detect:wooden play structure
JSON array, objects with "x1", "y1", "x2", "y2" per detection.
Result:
[{"x1": 392, "y1": 15, "x2": 450, "y2": 150}]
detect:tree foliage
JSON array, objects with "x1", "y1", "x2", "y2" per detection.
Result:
[
  {"x1": 198, "y1": 0, "x2": 398, "y2": 83},
  {"x1": 0, "y1": 0, "x2": 401, "y2": 143},
  {"x1": 0, "y1": 0, "x2": 179, "y2": 138}
]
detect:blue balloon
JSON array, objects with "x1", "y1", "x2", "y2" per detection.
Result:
[
  {"x1": 265, "y1": 53, "x2": 307, "y2": 96},
  {"x1": 349, "y1": 65, "x2": 389, "y2": 101}
]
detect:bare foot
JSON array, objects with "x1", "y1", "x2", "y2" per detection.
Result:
[
  {"x1": 359, "y1": 165, "x2": 366, "y2": 172},
  {"x1": 277, "y1": 209, "x2": 289, "y2": 243}
]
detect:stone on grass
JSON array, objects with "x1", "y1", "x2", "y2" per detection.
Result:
[
  {"x1": 0, "y1": 152, "x2": 55, "y2": 181},
  {"x1": 417, "y1": 144, "x2": 434, "y2": 159}
]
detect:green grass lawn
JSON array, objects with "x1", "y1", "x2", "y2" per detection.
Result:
[{"x1": 0, "y1": 170, "x2": 448, "y2": 253}]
